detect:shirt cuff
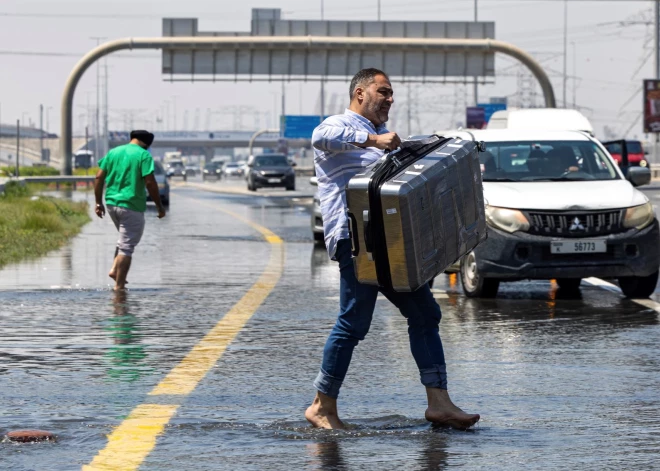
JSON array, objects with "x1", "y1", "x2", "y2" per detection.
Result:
[{"x1": 353, "y1": 131, "x2": 369, "y2": 145}]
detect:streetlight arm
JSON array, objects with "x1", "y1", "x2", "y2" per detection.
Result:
[
  {"x1": 248, "y1": 129, "x2": 280, "y2": 158},
  {"x1": 61, "y1": 36, "x2": 556, "y2": 175}
]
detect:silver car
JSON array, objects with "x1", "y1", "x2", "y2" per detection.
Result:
[
  {"x1": 222, "y1": 162, "x2": 244, "y2": 178},
  {"x1": 310, "y1": 176, "x2": 324, "y2": 242}
]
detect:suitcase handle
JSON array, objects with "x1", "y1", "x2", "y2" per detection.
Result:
[
  {"x1": 363, "y1": 210, "x2": 373, "y2": 261},
  {"x1": 348, "y1": 211, "x2": 360, "y2": 257}
]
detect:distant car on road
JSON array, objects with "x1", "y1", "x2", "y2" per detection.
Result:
[
  {"x1": 222, "y1": 162, "x2": 244, "y2": 178},
  {"x1": 166, "y1": 160, "x2": 187, "y2": 180},
  {"x1": 186, "y1": 165, "x2": 200, "y2": 177},
  {"x1": 148, "y1": 161, "x2": 170, "y2": 207},
  {"x1": 202, "y1": 161, "x2": 223, "y2": 181},
  {"x1": 603, "y1": 140, "x2": 650, "y2": 170},
  {"x1": 236, "y1": 160, "x2": 248, "y2": 176},
  {"x1": 246, "y1": 154, "x2": 296, "y2": 191}
]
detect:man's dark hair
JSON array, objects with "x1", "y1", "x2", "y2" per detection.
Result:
[
  {"x1": 349, "y1": 68, "x2": 389, "y2": 101},
  {"x1": 130, "y1": 130, "x2": 154, "y2": 148}
]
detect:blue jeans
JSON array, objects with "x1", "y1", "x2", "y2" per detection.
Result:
[{"x1": 314, "y1": 239, "x2": 447, "y2": 399}]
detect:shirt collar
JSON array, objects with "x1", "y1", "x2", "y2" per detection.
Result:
[{"x1": 344, "y1": 109, "x2": 387, "y2": 132}]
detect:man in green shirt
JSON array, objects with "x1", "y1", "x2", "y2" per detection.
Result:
[{"x1": 94, "y1": 130, "x2": 166, "y2": 290}]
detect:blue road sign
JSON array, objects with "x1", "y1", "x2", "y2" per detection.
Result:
[
  {"x1": 477, "y1": 103, "x2": 507, "y2": 124},
  {"x1": 281, "y1": 115, "x2": 329, "y2": 139}
]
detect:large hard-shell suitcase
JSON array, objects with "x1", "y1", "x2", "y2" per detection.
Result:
[{"x1": 346, "y1": 134, "x2": 487, "y2": 292}]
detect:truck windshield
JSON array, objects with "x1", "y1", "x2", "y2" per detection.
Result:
[{"x1": 480, "y1": 140, "x2": 619, "y2": 182}]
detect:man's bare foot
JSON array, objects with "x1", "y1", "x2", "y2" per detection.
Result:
[
  {"x1": 305, "y1": 392, "x2": 346, "y2": 430},
  {"x1": 425, "y1": 388, "x2": 480, "y2": 430}
]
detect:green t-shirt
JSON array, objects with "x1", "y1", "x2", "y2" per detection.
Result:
[{"x1": 99, "y1": 143, "x2": 154, "y2": 213}]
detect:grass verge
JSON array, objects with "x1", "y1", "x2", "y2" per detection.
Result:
[{"x1": 0, "y1": 182, "x2": 91, "y2": 268}]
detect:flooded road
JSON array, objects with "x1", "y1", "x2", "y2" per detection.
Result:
[{"x1": 1, "y1": 186, "x2": 659, "y2": 470}]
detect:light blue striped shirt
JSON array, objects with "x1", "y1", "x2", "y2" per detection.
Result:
[{"x1": 312, "y1": 109, "x2": 389, "y2": 259}]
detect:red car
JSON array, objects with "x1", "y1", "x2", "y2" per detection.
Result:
[{"x1": 603, "y1": 140, "x2": 650, "y2": 169}]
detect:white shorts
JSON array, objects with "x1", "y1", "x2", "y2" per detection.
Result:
[{"x1": 107, "y1": 205, "x2": 145, "y2": 256}]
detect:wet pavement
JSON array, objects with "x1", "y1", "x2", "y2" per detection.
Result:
[{"x1": 1, "y1": 186, "x2": 660, "y2": 470}]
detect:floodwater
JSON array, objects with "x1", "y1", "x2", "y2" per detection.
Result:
[{"x1": 1, "y1": 185, "x2": 659, "y2": 470}]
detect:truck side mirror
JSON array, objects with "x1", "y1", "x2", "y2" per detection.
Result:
[{"x1": 626, "y1": 166, "x2": 651, "y2": 187}]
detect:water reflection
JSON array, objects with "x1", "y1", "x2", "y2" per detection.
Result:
[
  {"x1": 304, "y1": 433, "x2": 451, "y2": 471},
  {"x1": 60, "y1": 244, "x2": 73, "y2": 288},
  {"x1": 104, "y1": 290, "x2": 150, "y2": 382},
  {"x1": 417, "y1": 432, "x2": 450, "y2": 470},
  {"x1": 306, "y1": 439, "x2": 347, "y2": 470}
]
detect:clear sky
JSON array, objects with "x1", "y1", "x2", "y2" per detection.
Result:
[{"x1": 0, "y1": 0, "x2": 654, "y2": 139}]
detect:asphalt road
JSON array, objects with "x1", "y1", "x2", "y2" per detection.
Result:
[{"x1": 1, "y1": 185, "x2": 659, "y2": 470}]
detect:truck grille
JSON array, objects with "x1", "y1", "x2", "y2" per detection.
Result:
[{"x1": 527, "y1": 210, "x2": 623, "y2": 237}]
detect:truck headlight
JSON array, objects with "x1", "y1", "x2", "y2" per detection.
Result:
[
  {"x1": 486, "y1": 206, "x2": 530, "y2": 233},
  {"x1": 623, "y1": 202, "x2": 654, "y2": 229},
  {"x1": 640, "y1": 160, "x2": 648, "y2": 167}
]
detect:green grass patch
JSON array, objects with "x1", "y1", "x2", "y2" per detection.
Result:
[
  {"x1": 1, "y1": 166, "x2": 60, "y2": 177},
  {"x1": 0, "y1": 182, "x2": 91, "y2": 268},
  {"x1": 73, "y1": 166, "x2": 100, "y2": 176}
]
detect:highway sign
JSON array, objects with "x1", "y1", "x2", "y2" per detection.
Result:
[
  {"x1": 281, "y1": 115, "x2": 328, "y2": 139},
  {"x1": 477, "y1": 103, "x2": 507, "y2": 124}
]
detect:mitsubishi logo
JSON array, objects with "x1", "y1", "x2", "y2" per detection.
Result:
[{"x1": 569, "y1": 217, "x2": 585, "y2": 231}]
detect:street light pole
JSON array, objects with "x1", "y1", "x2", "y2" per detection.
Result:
[
  {"x1": 563, "y1": 0, "x2": 568, "y2": 108},
  {"x1": 655, "y1": 0, "x2": 660, "y2": 164},
  {"x1": 91, "y1": 37, "x2": 105, "y2": 166},
  {"x1": 473, "y1": 0, "x2": 478, "y2": 106},
  {"x1": 15, "y1": 119, "x2": 20, "y2": 177},
  {"x1": 656, "y1": 0, "x2": 660, "y2": 78},
  {"x1": 40, "y1": 104, "x2": 44, "y2": 162},
  {"x1": 572, "y1": 41, "x2": 577, "y2": 109}
]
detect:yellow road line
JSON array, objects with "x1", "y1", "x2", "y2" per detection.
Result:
[
  {"x1": 84, "y1": 197, "x2": 284, "y2": 471},
  {"x1": 83, "y1": 404, "x2": 179, "y2": 471}
]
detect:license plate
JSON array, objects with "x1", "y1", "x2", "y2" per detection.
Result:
[
  {"x1": 550, "y1": 240, "x2": 606, "y2": 254},
  {"x1": 268, "y1": 178, "x2": 281, "y2": 183}
]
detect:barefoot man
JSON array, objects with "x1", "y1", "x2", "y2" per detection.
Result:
[
  {"x1": 305, "y1": 69, "x2": 480, "y2": 430},
  {"x1": 94, "y1": 130, "x2": 166, "y2": 290}
]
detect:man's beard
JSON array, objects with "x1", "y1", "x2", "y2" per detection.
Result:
[{"x1": 366, "y1": 98, "x2": 390, "y2": 125}]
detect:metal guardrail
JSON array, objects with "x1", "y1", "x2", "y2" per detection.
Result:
[{"x1": 23, "y1": 175, "x2": 96, "y2": 190}]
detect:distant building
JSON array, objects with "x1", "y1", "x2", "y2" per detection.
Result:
[{"x1": 0, "y1": 123, "x2": 56, "y2": 139}]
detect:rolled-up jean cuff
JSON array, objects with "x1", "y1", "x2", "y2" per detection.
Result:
[
  {"x1": 313, "y1": 369, "x2": 343, "y2": 399},
  {"x1": 419, "y1": 364, "x2": 448, "y2": 389}
]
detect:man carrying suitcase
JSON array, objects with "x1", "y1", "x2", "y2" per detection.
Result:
[{"x1": 306, "y1": 68, "x2": 480, "y2": 430}]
